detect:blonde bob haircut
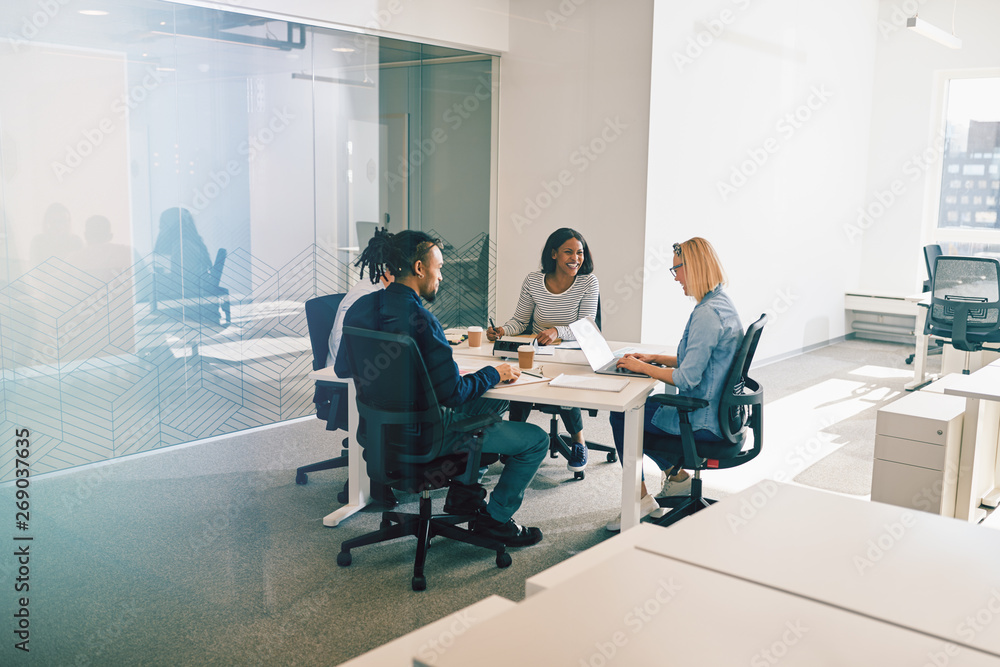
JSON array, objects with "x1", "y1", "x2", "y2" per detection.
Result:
[{"x1": 674, "y1": 237, "x2": 727, "y2": 302}]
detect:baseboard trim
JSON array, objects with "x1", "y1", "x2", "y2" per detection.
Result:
[{"x1": 754, "y1": 334, "x2": 854, "y2": 368}]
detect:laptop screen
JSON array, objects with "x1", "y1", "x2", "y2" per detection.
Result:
[{"x1": 568, "y1": 317, "x2": 615, "y2": 371}]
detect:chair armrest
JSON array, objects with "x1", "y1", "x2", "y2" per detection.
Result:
[
  {"x1": 648, "y1": 393, "x2": 709, "y2": 412},
  {"x1": 449, "y1": 412, "x2": 501, "y2": 433}
]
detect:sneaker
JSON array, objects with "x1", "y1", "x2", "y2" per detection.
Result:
[
  {"x1": 605, "y1": 494, "x2": 664, "y2": 532},
  {"x1": 472, "y1": 509, "x2": 543, "y2": 547},
  {"x1": 656, "y1": 472, "x2": 692, "y2": 498},
  {"x1": 567, "y1": 442, "x2": 588, "y2": 472},
  {"x1": 443, "y1": 482, "x2": 487, "y2": 516}
]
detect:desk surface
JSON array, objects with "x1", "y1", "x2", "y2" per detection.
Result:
[
  {"x1": 414, "y1": 547, "x2": 1000, "y2": 666},
  {"x1": 944, "y1": 365, "x2": 1000, "y2": 401},
  {"x1": 636, "y1": 482, "x2": 1000, "y2": 657}
]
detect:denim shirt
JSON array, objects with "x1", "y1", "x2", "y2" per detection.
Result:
[{"x1": 650, "y1": 286, "x2": 743, "y2": 438}]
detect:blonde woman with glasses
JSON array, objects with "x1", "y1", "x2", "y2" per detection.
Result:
[{"x1": 606, "y1": 237, "x2": 743, "y2": 531}]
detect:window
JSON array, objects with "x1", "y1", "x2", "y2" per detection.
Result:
[{"x1": 933, "y1": 76, "x2": 1000, "y2": 255}]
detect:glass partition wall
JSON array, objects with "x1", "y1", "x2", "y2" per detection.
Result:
[{"x1": 0, "y1": 0, "x2": 495, "y2": 479}]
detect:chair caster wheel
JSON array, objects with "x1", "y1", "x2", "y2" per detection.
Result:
[
  {"x1": 574, "y1": 471, "x2": 585, "y2": 480},
  {"x1": 496, "y1": 552, "x2": 512, "y2": 568},
  {"x1": 412, "y1": 575, "x2": 427, "y2": 591},
  {"x1": 606, "y1": 452, "x2": 618, "y2": 463},
  {"x1": 549, "y1": 451, "x2": 559, "y2": 458},
  {"x1": 295, "y1": 472, "x2": 307, "y2": 485},
  {"x1": 337, "y1": 551, "x2": 352, "y2": 567}
]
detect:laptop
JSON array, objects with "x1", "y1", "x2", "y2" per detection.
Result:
[{"x1": 568, "y1": 317, "x2": 649, "y2": 378}]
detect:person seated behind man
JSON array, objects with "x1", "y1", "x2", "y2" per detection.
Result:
[
  {"x1": 327, "y1": 227, "x2": 395, "y2": 370},
  {"x1": 335, "y1": 230, "x2": 547, "y2": 547}
]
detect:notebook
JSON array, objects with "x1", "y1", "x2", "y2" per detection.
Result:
[
  {"x1": 568, "y1": 317, "x2": 649, "y2": 378},
  {"x1": 548, "y1": 373, "x2": 628, "y2": 392}
]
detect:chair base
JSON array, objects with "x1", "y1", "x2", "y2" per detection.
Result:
[
  {"x1": 652, "y1": 495, "x2": 716, "y2": 527},
  {"x1": 336, "y1": 493, "x2": 511, "y2": 591},
  {"x1": 296, "y1": 437, "x2": 349, "y2": 503},
  {"x1": 544, "y1": 415, "x2": 617, "y2": 481}
]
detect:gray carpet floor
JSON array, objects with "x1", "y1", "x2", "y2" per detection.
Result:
[{"x1": 1, "y1": 338, "x2": 934, "y2": 666}]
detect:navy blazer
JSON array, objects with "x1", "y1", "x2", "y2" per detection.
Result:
[{"x1": 334, "y1": 282, "x2": 499, "y2": 408}]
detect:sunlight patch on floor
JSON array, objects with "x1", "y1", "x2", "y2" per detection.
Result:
[{"x1": 704, "y1": 378, "x2": 890, "y2": 496}]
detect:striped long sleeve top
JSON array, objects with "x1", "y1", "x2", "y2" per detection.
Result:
[{"x1": 501, "y1": 271, "x2": 600, "y2": 341}]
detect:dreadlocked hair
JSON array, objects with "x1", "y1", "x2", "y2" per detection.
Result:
[
  {"x1": 385, "y1": 230, "x2": 441, "y2": 278},
  {"x1": 354, "y1": 227, "x2": 394, "y2": 284}
]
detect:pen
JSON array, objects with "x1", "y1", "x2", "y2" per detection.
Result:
[
  {"x1": 522, "y1": 370, "x2": 543, "y2": 378},
  {"x1": 489, "y1": 317, "x2": 499, "y2": 338}
]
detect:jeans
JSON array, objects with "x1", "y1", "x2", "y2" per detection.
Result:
[
  {"x1": 509, "y1": 402, "x2": 584, "y2": 436},
  {"x1": 445, "y1": 398, "x2": 548, "y2": 523},
  {"x1": 609, "y1": 403, "x2": 724, "y2": 476}
]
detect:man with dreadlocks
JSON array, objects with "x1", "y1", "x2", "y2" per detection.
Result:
[{"x1": 335, "y1": 230, "x2": 547, "y2": 547}]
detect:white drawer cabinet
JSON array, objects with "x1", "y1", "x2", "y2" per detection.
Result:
[{"x1": 871, "y1": 391, "x2": 964, "y2": 516}]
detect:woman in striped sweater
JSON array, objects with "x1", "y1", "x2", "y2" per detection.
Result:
[{"x1": 487, "y1": 228, "x2": 599, "y2": 472}]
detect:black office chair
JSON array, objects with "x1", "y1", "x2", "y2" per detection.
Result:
[
  {"x1": 646, "y1": 314, "x2": 766, "y2": 528},
  {"x1": 335, "y1": 326, "x2": 511, "y2": 591},
  {"x1": 907, "y1": 244, "x2": 945, "y2": 365},
  {"x1": 534, "y1": 297, "x2": 617, "y2": 479},
  {"x1": 296, "y1": 294, "x2": 349, "y2": 503},
  {"x1": 924, "y1": 256, "x2": 1000, "y2": 375}
]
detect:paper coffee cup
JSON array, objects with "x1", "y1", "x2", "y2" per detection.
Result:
[
  {"x1": 518, "y1": 344, "x2": 535, "y2": 370},
  {"x1": 467, "y1": 326, "x2": 483, "y2": 348}
]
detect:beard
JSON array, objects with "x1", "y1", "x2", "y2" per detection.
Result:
[{"x1": 422, "y1": 284, "x2": 438, "y2": 303}]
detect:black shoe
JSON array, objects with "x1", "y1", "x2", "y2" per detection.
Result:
[
  {"x1": 443, "y1": 482, "x2": 487, "y2": 515},
  {"x1": 472, "y1": 509, "x2": 543, "y2": 547},
  {"x1": 370, "y1": 484, "x2": 398, "y2": 509}
]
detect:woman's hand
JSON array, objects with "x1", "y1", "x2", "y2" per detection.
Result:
[
  {"x1": 495, "y1": 363, "x2": 521, "y2": 384},
  {"x1": 616, "y1": 355, "x2": 651, "y2": 375},
  {"x1": 535, "y1": 327, "x2": 559, "y2": 346},
  {"x1": 622, "y1": 352, "x2": 657, "y2": 364},
  {"x1": 486, "y1": 325, "x2": 505, "y2": 341}
]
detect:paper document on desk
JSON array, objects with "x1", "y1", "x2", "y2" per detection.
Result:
[
  {"x1": 533, "y1": 345, "x2": 555, "y2": 356},
  {"x1": 555, "y1": 341, "x2": 582, "y2": 349},
  {"x1": 456, "y1": 361, "x2": 550, "y2": 387},
  {"x1": 548, "y1": 374, "x2": 628, "y2": 392}
]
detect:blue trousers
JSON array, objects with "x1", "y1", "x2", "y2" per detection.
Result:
[
  {"x1": 609, "y1": 403, "x2": 724, "y2": 476},
  {"x1": 445, "y1": 398, "x2": 548, "y2": 523}
]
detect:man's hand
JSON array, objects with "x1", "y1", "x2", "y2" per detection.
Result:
[
  {"x1": 535, "y1": 327, "x2": 558, "y2": 346},
  {"x1": 495, "y1": 363, "x2": 521, "y2": 384}
]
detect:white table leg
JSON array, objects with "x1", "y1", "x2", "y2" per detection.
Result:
[
  {"x1": 905, "y1": 305, "x2": 933, "y2": 391},
  {"x1": 620, "y1": 404, "x2": 644, "y2": 531},
  {"x1": 323, "y1": 379, "x2": 371, "y2": 527}
]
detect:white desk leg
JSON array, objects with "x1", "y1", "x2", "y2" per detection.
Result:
[
  {"x1": 619, "y1": 404, "x2": 644, "y2": 531},
  {"x1": 323, "y1": 380, "x2": 371, "y2": 527},
  {"x1": 955, "y1": 396, "x2": 1000, "y2": 523},
  {"x1": 905, "y1": 306, "x2": 932, "y2": 391}
]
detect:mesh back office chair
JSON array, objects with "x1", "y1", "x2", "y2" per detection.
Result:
[
  {"x1": 296, "y1": 294, "x2": 349, "y2": 503},
  {"x1": 907, "y1": 244, "x2": 945, "y2": 365},
  {"x1": 924, "y1": 256, "x2": 1000, "y2": 374},
  {"x1": 647, "y1": 314, "x2": 766, "y2": 528},
  {"x1": 335, "y1": 326, "x2": 511, "y2": 591}
]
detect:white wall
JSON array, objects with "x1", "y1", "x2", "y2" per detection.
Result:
[
  {"x1": 644, "y1": 0, "x2": 879, "y2": 360},
  {"x1": 859, "y1": 0, "x2": 1000, "y2": 295},
  {"x1": 496, "y1": 0, "x2": 654, "y2": 342}
]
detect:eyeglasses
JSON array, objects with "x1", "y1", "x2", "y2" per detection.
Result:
[{"x1": 670, "y1": 262, "x2": 684, "y2": 278}]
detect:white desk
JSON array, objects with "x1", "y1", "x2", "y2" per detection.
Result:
[
  {"x1": 414, "y1": 546, "x2": 1000, "y2": 666},
  {"x1": 944, "y1": 365, "x2": 1000, "y2": 520},
  {"x1": 459, "y1": 358, "x2": 659, "y2": 531},
  {"x1": 635, "y1": 481, "x2": 1000, "y2": 657},
  {"x1": 306, "y1": 370, "x2": 368, "y2": 527},
  {"x1": 312, "y1": 337, "x2": 667, "y2": 531}
]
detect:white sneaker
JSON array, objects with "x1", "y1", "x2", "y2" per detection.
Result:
[
  {"x1": 605, "y1": 494, "x2": 664, "y2": 532},
  {"x1": 657, "y1": 473, "x2": 692, "y2": 498}
]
